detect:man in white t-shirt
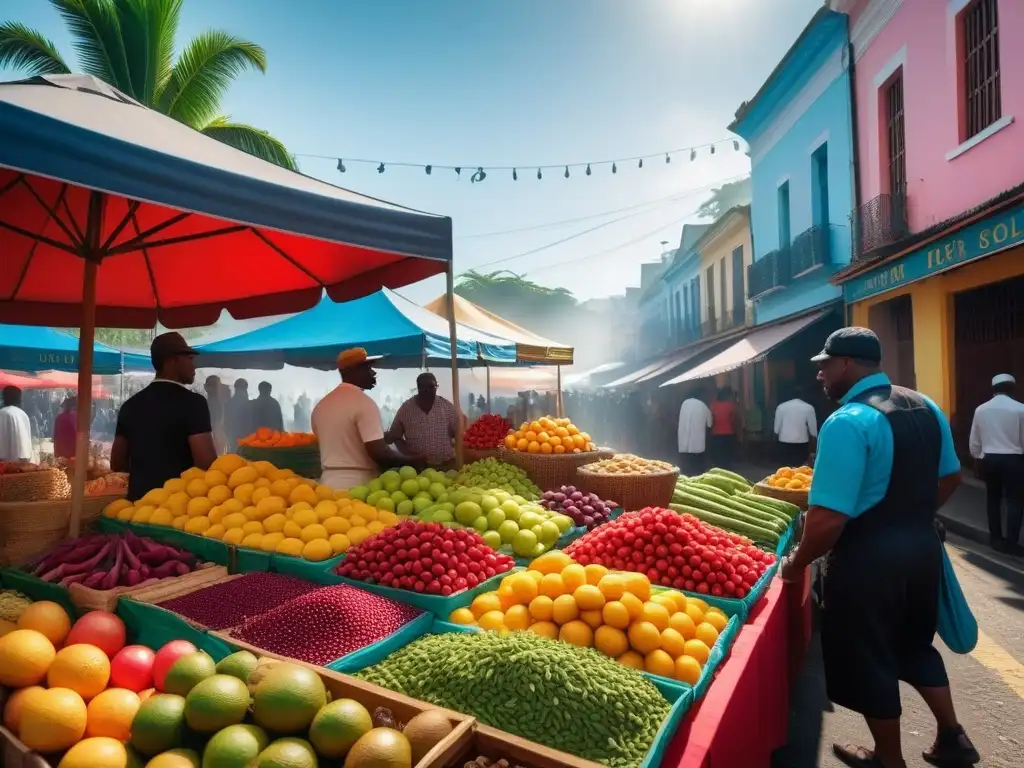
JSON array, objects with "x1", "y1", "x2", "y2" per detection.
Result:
[
  {"x1": 678, "y1": 391, "x2": 712, "y2": 476},
  {"x1": 312, "y1": 348, "x2": 423, "y2": 490},
  {"x1": 773, "y1": 385, "x2": 818, "y2": 468},
  {"x1": 0, "y1": 386, "x2": 33, "y2": 462}
]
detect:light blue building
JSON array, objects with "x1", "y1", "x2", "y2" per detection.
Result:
[
  {"x1": 729, "y1": 6, "x2": 853, "y2": 325},
  {"x1": 662, "y1": 223, "x2": 711, "y2": 347}
]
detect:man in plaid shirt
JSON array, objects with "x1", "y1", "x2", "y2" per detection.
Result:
[{"x1": 386, "y1": 373, "x2": 458, "y2": 468}]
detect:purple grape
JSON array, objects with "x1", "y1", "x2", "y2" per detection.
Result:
[
  {"x1": 563, "y1": 486, "x2": 577, "y2": 494},
  {"x1": 570, "y1": 491, "x2": 584, "y2": 502},
  {"x1": 582, "y1": 505, "x2": 594, "y2": 515},
  {"x1": 583, "y1": 515, "x2": 595, "y2": 528},
  {"x1": 543, "y1": 490, "x2": 555, "y2": 501},
  {"x1": 553, "y1": 492, "x2": 566, "y2": 503}
]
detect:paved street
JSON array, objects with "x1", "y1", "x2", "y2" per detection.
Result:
[{"x1": 774, "y1": 533, "x2": 1024, "y2": 768}]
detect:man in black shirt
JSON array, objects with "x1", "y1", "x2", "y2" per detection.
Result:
[
  {"x1": 251, "y1": 381, "x2": 284, "y2": 432},
  {"x1": 225, "y1": 379, "x2": 252, "y2": 447},
  {"x1": 112, "y1": 332, "x2": 217, "y2": 501}
]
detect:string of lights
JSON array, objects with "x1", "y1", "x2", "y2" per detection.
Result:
[{"x1": 295, "y1": 138, "x2": 744, "y2": 183}]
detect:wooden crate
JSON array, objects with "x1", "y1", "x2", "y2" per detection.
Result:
[
  {"x1": 451, "y1": 725, "x2": 603, "y2": 768},
  {"x1": 67, "y1": 562, "x2": 227, "y2": 613}
]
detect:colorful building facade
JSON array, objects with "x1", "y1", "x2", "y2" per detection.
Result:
[{"x1": 695, "y1": 206, "x2": 754, "y2": 336}]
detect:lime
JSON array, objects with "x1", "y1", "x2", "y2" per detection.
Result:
[{"x1": 308, "y1": 698, "x2": 372, "y2": 758}]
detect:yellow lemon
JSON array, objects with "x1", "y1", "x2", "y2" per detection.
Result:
[
  {"x1": 503, "y1": 605, "x2": 531, "y2": 631},
  {"x1": 208, "y1": 506, "x2": 226, "y2": 525},
  {"x1": 270, "y1": 480, "x2": 292, "y2": 499},
  {"x1": 314, "y1": 500, "x2": 338, "y2": 522},
  {"x1": 186, "y1": 497, "x2": 213, "y2": 518},
  {"x1": 324, "y1": 517, "x2": 351, "y2": 535},
  {"x1": 241, "y1": 521, "x2": 264, "y2": 536},
  {"x1": 448, "y1": 608, "x2": 475, "y2": 625},
  {"x1": 263, "y1": 513, "x2": 287, "y2": 533},
  {"x1": 315, "y1": 485, "x2": 335, "y2": 501},
  {"x1": 242, "y1": 506, "x2": 260, "y2": 521},
  {"x1": 162, "y1": 478, "x2": 186, "y2": 494},
  {"x1": 171, "y1": 515, "x2": 188, "y2": 530},
  {"x1": 103, "y1": 499, "x2": 132, "y2": 518},
  {"x1": 617, "y1": 650, "x2": 645, "y2": 670},
  {"x1": 205, "y1": 524, "x2": 226, "y2": 539},
  {"x1": 181, "y1": 467, "x2": 205, "y2": 483},
  {"x1": 328, "y1": 533, "x2": 350, "y2": 554},
  {"x1": 223, "y1": 528, "x2": 245, "y2": 544},
  {"x1": 378, "y1": 511, "x2": 399, "y2": 526},
  {"x1": 232, "y1": 483, "x2": 255, "y2": 506},
  {"x1": 220, "y1": 498, "x2": 244, "y2": 515},
  {"x1": 594, "y1": 625, "x2": 629, "y2": 658},
  {"x1": 207, "y1": 485, "x2": 232, "y2": 506},
  {"x1": 559, "y1": 620, "x2": 593, "y2": 648},
  {"x1": 367, "y1": 521, "x2": 385, "y2": 534},
  {"x1": 528, "y1": 621, "x2": 559, "y2": 640},
  {"x1": 210, "y1": 453, "x2": 246, "y2": 476},
  {"x1": 266, "y1": 467, "x2": 294, "y2": 482},
  {"x1": 282, "y1": 521, "x2": 303, "y2": 539},
  {"x1": 276, "y1": 537, "x2": 304, "y2": 557},
  {"x1": 471, "y1": 593, "x2": 502, "y2": 618},
  {"x1": 222, "y1": 512, "x2": 247, "y2": 529},
  {"x1": 241, "y1": 533, "x2": 264, "y2": 549},
  {"x1": 254, "y1": 478, "x2": 272, "y2": 490},
  {"x1": 251, "y1": 487, "x2": 272, "y2": 506},
  {"x1": 185, "y1": 517, "x2": 210, "y2": 534},
  {"x1": 300, "y1": 524, "x2": 328, "y2": 543},
  {"x1": 301, "y1": 539, "x2": 333, "y2": 562},
  {"x1": 292, "y1": 509, "x2": 318, "y2": 528},
  {"x1": 256, "y1": 497, "x2": 286, "y2": 519},
  {"x1": 204, "y1": 470, "x2": 228, "y2": 488},
  {"x1": 141, "y1": 488, "x2": 170, "y2": 506},
  {"x1": 347, "y1": 526, "x2": 371, "y2": 546},
  {"x1": 117, "y1": 506, "x2": 136, "y2": 521},
  {"x1": 478, "y1": 611, "x2": 505, "y2": 631},
  {"x1": 228, "y1": 466, "x2": 259, "y2": 488},
  {"x1": 260, "y1": 532, "x2": 285, "y2": 551},
  {"x1": 132, "y1": 507, "x2": 154, "y2": 524},
  {"x1": 349, "y1": 515, "x2": 367, "y2": 528},
  {"x1": 150, "y1": 508, "x2": 174, "y2": 526},
  {"x1": 289, "y1": 485, "x2": 318, "y2": 506},
  {"x1": 644, "y1": 649, "x2": 675, "y2": 677},
  {"x1": 164, "y1": 492, "x2": 188, "y2": 516},
  {"x1": 184, "y1": 478, "x2": 208, "y2": 498}
]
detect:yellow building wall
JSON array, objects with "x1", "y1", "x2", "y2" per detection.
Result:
[
  {"x1": 697, "y1": 215, "x2": 753, "y2": 325},
  {"x1": 849, "y1": 245, "x2": 1024, "y2": 416}
]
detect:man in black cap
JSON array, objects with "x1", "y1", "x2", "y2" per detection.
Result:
[
  {"x1": 780, "y1": 327, "x2": 977, "y2": 768},
  {"x1": 111, "y1": 332, "x2": 217, "y2": 501}
]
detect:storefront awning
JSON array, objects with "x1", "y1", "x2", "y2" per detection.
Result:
[
  {"x1": 634, "y1": 339, "x2": 723, "y2": 384},
  {"x1": 601, "y1": 354, "x2": 679, "y2": 389},
  {"x1": 660, "y1": 310, "x2": 828, "y2": 386}
]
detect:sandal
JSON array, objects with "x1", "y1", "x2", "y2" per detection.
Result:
[
  {"x1": 832, "y1": 744, "x2": 890, "y2": 768},
  {"x1": 922, "y1": 726, "x2": 980, "y2": 766}
]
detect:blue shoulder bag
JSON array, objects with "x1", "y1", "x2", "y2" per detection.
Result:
[{"x1": 936, "y1": 547, "x2": 978, "y2": 654}]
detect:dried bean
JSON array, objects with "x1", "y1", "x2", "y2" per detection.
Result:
[{"x1": 157, "y1": 572, "x2": 320, "y2": 629}]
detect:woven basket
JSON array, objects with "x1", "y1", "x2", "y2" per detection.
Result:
[
  {"x1": 575, "y1": 466, "x2": 680, "y2": 512},
  {"x1": 0, "y1": 493, "x2": 120, "y2": 567},
  {"x1": 68, "y1": 562, "x2": 226, "y2": 613},
  {"x1": 238, "y1": 444, "x2": 321, "y2": 479},
  {"x1": 496, "y1": 447, "x2": 614, "y2": 492},
  {"x1": 753, "y1": 479, "x2": 810, "y2": 510},
  {"x1": 461, "y1": 446, "x2": 498, "y2": 465},
  {"x1": 0, "y1": 469, "x2": 71, "y2": 503}
]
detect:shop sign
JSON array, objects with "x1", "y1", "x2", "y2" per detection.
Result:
[
  {"x1": 844, "y1": 203, "x2": 1024, "y2": 302},
  {"x1": 2, "y1": 351, "x2": 78, "y2": 369}
]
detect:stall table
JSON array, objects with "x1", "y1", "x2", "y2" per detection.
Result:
[{"x1": 665, "y1": 572, "x2": 813, "y2": 767}]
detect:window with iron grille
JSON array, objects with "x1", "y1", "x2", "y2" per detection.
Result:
[
  {"x1": 962, "y1": 0, "x2": 1001, "y2": 140},
  {"x1": 885, "y1": 71, "x2": 906, "y2": 194}
]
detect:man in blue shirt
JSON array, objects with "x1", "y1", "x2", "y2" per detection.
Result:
[{"x1": 780, "y1": 328, "x2": 978, "y2": 768}]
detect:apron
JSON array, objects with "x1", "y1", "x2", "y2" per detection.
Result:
[{"x1": 821, "y1": 384, "x2": 949, "y2": 720}]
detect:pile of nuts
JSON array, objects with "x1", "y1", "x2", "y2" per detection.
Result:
[{"x1": 581, "y1": 454, "x2": 676, "y2": 475}]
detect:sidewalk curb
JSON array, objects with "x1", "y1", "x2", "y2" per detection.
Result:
[{"x1": 937, "y1": 509, "x2": 989, "y2": 547}]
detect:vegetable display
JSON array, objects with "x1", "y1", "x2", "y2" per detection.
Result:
[
  {"x1": 540, "y1": 485, "x2": 618, "y2": 531},
  {"x1": 502, "y1": 415, "x2": 597, "y2": 455},
  {"x1": 25, "y1": 532, "x2": 202, "y2": 589},
  {"x1": 566, "y1": 507, "x2": 775, "y2": 598},
  {"x1": 580, "y1": 455, "x2": 675, "y2": 475},
  {"x1": 463, "y1": 414, "x2": 513, "y2": 450},
  {"x1": 357, "y1": 630, "x2": 672, "y2": 768}
]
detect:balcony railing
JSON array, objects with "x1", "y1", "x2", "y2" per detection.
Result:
[
  {"x1": 790, "y1": 225, "x2": 831, "y2": 277},
  {"x1": 747, "y1": 247, "x2": 791, "y2": 300},
  {"x1": 852, "y1": 192, "x2": 909, "y2": 260}
]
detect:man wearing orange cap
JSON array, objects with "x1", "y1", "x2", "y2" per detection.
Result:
[{"x1": 312, "y1": 348, "x2": 422, "y2": 489}]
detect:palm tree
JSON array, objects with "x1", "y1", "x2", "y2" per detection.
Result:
[
  {"x1": 0, "y1": 0, "x2": 295, "y2": 169},
  {"x1": 455, "y1": 270, "x2": 577, "y2": 333}
]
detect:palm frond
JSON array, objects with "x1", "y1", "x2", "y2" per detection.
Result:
[
  {"x1": 113, "y1": 0, "x2": 181, "y2": 105},
  {"x1": 158, "y1": 31, "x2": 267, "y2": 128},
  {"x1": 0, "y1": 22, "x2": 72, "y2": 75},
  {"x1": 199, "y1": 116, "x2": 296, "y2": 170},
  {"x1": 49, "y1": 0, "x2": 132, "y2": 92}
]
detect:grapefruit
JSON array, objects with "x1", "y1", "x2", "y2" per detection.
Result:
[
  {"x1": 202, "y1": 724, "x2": 269, "y2": 768},
  {"x1": 254, "y1": 738, "x2": 317, "y2": 768},
  {"x1": 0, "y1": 629, "x2": 56, "y2": 687},
  {"x1": 252, "y1": 664, "x2": 326, "y2": 734},
  {"x1": 144, "y1": 749, "x2": 201, "y2": 768},
  {"x1": 153, "y1": 640, "x2": 197, "y2": 691},
  {"x1": 65, "y1": 611, "x2": 126, "y2": 657},
  {"x1": 57, "y1": 736, "x2": 129, "y2": 768},
  {"x1": 20, "y1": 687, "x2": 88, "y2": 753},
  {"x1": 163, "y1": 652, "x2": 216, "y2": 697},
  {"x1": 110, "y1": 644, "x2": 156, "y2": 691},
  {"x1": 214, "y1": 650, "x2": 258, "y2": 683},
  {"x1": 2, "y1": 685, "x2": 45, "y2": 732},
  {"x1": 184, "y1": 674, "x2": 250, "y2": 733},
  {"x1": 130, "y1": 693, "x2": 186, "y2": 756},
  {"x1": 308, "y1": 698, "x2": 372, "y2": 757},
  {"x1": 47, "y1": 643, "x2": 111, "y2": 700},
  {"x1": 345, "y1": 728, "x2": 412, "y2": 768},
  {"x1": 17, "y1": 600, "x2": 72, "y2": 646},
  {"x1": 85, "y1": 687, "x2": 141, "y2": 740}
]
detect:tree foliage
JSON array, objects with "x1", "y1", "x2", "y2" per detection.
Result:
[
  {"x1": 697, "y1": 177, "x2": 752, "y2": 220},
  {"x1": 455, "y1": 270, "x2": 576, "y2": 324},
  {"x1": 0, "y1": 0, "x2": 294, "y2": 168}
]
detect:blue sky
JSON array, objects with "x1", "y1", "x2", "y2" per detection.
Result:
[{"x1": 2, "y1": 0, "x2": 823, "y2": 306}]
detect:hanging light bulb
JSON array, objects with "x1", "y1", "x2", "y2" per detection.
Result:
[
  {"x1": 377, "y1": 162, "x2": 385, "y2": 174},
  {"x1": 337, "y1": 159, "x2": 346, "y2": 172},
  {"x1": 537, "y1": 168, "x2": 542, "y2": 180},
  {"x1": 585, "y1": 164, "x2": 592, "y2": 176},
  {"x1": 638, "y1": 158, "x2": 643, "y2": 169},
  {"x1": 733, "y1": 140, "x2": 740, "y2": 151},
  {"x1": 665, "y1": 153, "x2": 671, "y2": 164},
  {"x1": 512, "y1": 168, "x2": 518, "y2": 180},
  {"x1": 612, "y1": 162, "x2": 617, "y2": 174},
  {"x1": 710, "y1": 145, "x2": 716, "y2": 154},
  {"x1": 564, "y1": 166, "x2": 570, "y2": 178},
  {"x1": 690, "y1": 149, "x2": 696, "y2": 161},
  {"x1": 454, "y1": 167, "x2": 462, "y2": 178},
  {"x1": 471, "y1": 167, "x2": 487, "y2": 183},
  {"x1": 425, "y1": 165, "x2": 432, "y2": 175}
]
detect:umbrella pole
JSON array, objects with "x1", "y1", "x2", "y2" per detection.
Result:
[
  {"x1": 69, "y1": 259, "x2": 97, "y2": 538},
  {"x1": 446, "y1": 264, "x2": 464, "y2": 467},
  {"x1": 556, "y1": 365, "x2": 564, "y2": 418},
  {"x1": 486, "y1": 366, "x2": 491, "y2": 414}
]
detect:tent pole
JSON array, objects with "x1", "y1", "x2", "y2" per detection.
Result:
[
  {"x1": 446, "y1": 264, "x2": 464, "y2": 467},
  {"x1": 486, "y1": 366, "x2": 491, "y2": 414},
  {"x1": 69, "y1": 263, "x2": 98, "y2": 539},
  {"x1": 556, "y1": 365, "x2": 563, "y2": 418}
]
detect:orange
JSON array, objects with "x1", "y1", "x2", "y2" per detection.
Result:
[
  {"x1": 684, "y1": 639, "x2": 711, "y2": 665},
  {"x1": 644, "y1": 649, "x2": 675, "y2": 677},
  {"x1": 19, "y1": 687, "x2": 87, "y2": 753},
  {"x1": 471, "y1": 593, "x2": 502, "y2": 619},
  {"x1": 617, "y1": 650, "x2": 645, "y2": 670},
  {"x1": 508, "y1": 572, "x2": 539, "y2": 603},
  {"x1": 85, "y1": 687, "x2": 141, "y2": 740},
  {"x1": 621, "y1": 572, "x2": 651, "y2": 601},
  {"x1": 527, "y1": 442, "x2": 541, "y2": 454},
  {"x1": 674, "y1": 655, "x2": 702, "y2": 686},
  {"x1": 528, "y1": 595, "x2": 554, "y2": 622},
  {"x1": 695, "y1": 622, "x2": 720, "y2": 648},
  {"x1": 658, "y1": 590, "x2": 688, "y2": 613},
  {"x1": 530, "y1": 551, "x2": 573, "y2": 574},
  {"x1": 538, "y1": 573, "x2": 566, "y2": 599},
  {"x1": 659, "y1": 628, "x2": 687, "y2": 658},
  {"x1": 448, "y1": 608, "x2": 475, "y2": 626},
  {"x1": 496, "y1": 586, "x2": 519, "y2": 611},
  {"x1": 558, "y1": 620, "x2": 593, "y2": 648},
  {"x1": 516, "y1": 438, "x2": 529, "y2": 451},
  {"x1": 47, "y1": 644, "x2": 111, "y2": 700},
  {"x1": 688, "y1": 597, "x2": 710, "y2": 613},
  {"x1": 0, "y1": 629, "x2": 56, "y2": 687},
  {"x1": 551, "y1": 594, "x2": 579, "y2": 625},
  {"x1": 560, "y1": 564, "x2": 587, "y2": 593},
  {"x1": 703, "y1": 611, "x2": 728, "y2": 633},
  {"x1": 583, "y1": 564, "x2": 609, "y2": 585},
  {"x1": 668, "y1": 611, "x2": 697, "y2": 640},
  {"x1": 504, "y1": 435, "x2": 517, "y2": 449},
  {"x1": 2, "y1": 685, "x2": 44, "y2": 732},
  {"x1": 649, "y1": 594, "x2": 681, "y2": 614},
  {"x1": 478, "y1": 611, "x2": 506, "y2": 631},
  {"x1": 540, "y1": 443, "x2": 553, "y2": 454},
  {"x1": 17, "y1": 601, "x2": 72, "y2": 646},
  {"x1": 580, "y1": 610, "x2": 603, "y2": 629},
  {"x1": 627, "y1": 621, "x2": 662, "y2": 654},
  {"x1": 641, "y1": 602, "x2": 671, "y2": 631},
  {"x1": 528, "y1": 621, "x2": 559, "y2": 640},
  {"x1": 597, "y1": 574, "x2": 627, "y2": 600},
  {"x1": 684, "y1": 603, "x2": 705, "y2": 625},
  {"x1": 572, "y1": 585, "x2": 606, "y2": 611},
  {"x1": 504, "y1": 605, "x2": 531, "y2": 631},
  {"x1": 594, "y1": 625, "x2": 629, "y2": 658},
  {"x1": 619, "y1": 592, "x2": 645, "y2": 621},
  {"x1": 601, "y1": 601, "x2": 631, "y2": 629}
]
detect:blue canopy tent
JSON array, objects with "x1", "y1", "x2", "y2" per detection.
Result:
[
  {"x1": 194, "y1": 289, "x2": 517, "y2": 370},
  {"x1": 0, "y1": 324, "x2": 150, "y2": 374}
]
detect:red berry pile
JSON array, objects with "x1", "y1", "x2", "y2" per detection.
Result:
[
  {"x1": 565, "y1": 508, "x2": 775, "y2": 599},
  {"x1": 231, "y1": 584, "x2": 422, "y2": 665},
  {"x1": 463, "y1": 414, "x2": 513, "y2": 449},
  {"x1": 157, "y1": 572, "x2": 323, "y2": 629},
  {"x1": 336, "y1": 521, "x2": 515, "y2": 595}
]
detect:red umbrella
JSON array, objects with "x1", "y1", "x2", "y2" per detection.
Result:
[
  {"x1": 0, "y1": 371, "x2": 111, "y2": 398},
  {"x1": 0, "y1": 74, "x2": 459, "y2": 533}
]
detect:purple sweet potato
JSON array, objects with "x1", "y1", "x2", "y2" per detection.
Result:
[
  {"x1": 60, "y1": 573, "x2": 90, "y2": 586},
  {"x1": 83, "y1": 571, "x2": 107, "y2": 589},
  {"x1": 120, "y1": 537, "x2": 142, "y2": 570},
  {"x1": 125, "y1": 569, "x2": 143, "y2": 587},
  {"x1": 99, "y1": 543, "x2": 124, "y2": 590}
]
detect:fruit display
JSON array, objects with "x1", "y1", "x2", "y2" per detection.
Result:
[
  {"x1": 446, "y1": 551, "x2": 727, "y2": 685},
  {"x1": 464, "y1": 758, "x2": 528, "y2": 768},
  {"x1": 452, "y1": 458, "x2": 541, "y2": 500},
  {"x1": 357, "y1": 630, "x2": 672, "y2": 768},
  {"x1": 502, "y1": 415, "x2": 597, "y2": 455},
  {"x1": 765, "y1": 464, "x2": 813, "y2": 491},
  {"x1": 581, "y1": 454, "x2": 675, "y2": 475},
  {"x1": 566, "y1": 507, "x2": 776, "y2": 599},
  {"x1": 336, "y1": 521, "x2": 516, "y2": 596},
  {"x1": 229, "y1": 584, "x2": 424, "y2": 666},
  {"x1": 155, "y1": 572, "x2": 327, "y2": 630},
  {"x1": 238, "y1": 428, "x2": 318, "y2": 448},
  {"x1": 540, "y1": 485, "x2": 619, "y2": 531},
  {"x1": 84, "y1": 472, "x2": 128, "y2": 496},
  {"x1": 671, "y1": 469, "x2": 799, "y2": 547},
  {"x1": 463, "y1": 414, "x2": 513, "y2": 450},
  {"x1": 0, "y1": 460, "x2": 46, "y2": 474},
  {"x1": 0, "y1": 589, "x2": 33, "y2": 623},
  {"x1": 349, "y1": 465, "x2": 456, "y2": 515},
  {"x1": 24, "y1": 531, "x2": 206, "y2": 588},
  {"x1": 105, "y1": 453, "x2": 402, "y2": 561}
]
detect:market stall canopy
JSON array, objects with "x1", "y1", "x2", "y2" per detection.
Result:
[
  {"x1": 661, "y1": 311, "x2": 829, "y2": 386},
  {"x1": 0, "y1": 370, "x2": 111, "y2": 397},
  {"x1": 602, "y1": 354, "x2": 679, "y2": 389},
  {"x1": 0, "y1": 324, "x2": 149, "y2": 374},
  {"x1": 0, "y1": 75, "x2": 453, "y2": 329},
  {"x1": 193, "y1": 288, "x2": 517, "y2": 370},
  {"x1": 424, "y1": 294, "x2": 574, "y2": 364}
]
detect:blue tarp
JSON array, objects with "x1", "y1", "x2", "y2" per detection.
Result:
[
  {"x1": 0, "y1": 324, "x2": 150, "y2": 374},
  {"x1": 194, "y1": 289, "x2": 518, "y2": 370}
]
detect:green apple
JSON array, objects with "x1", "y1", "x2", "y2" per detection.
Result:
[
  {"x1": 512, "y1": 529, "x2": 538, "y2": 557},
  {"x1": 498, "y1": 520, "x2": 520, "y2": 544},
  {"x1": 482, "y1": 530, "x2": 502, "y2": 550}
]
